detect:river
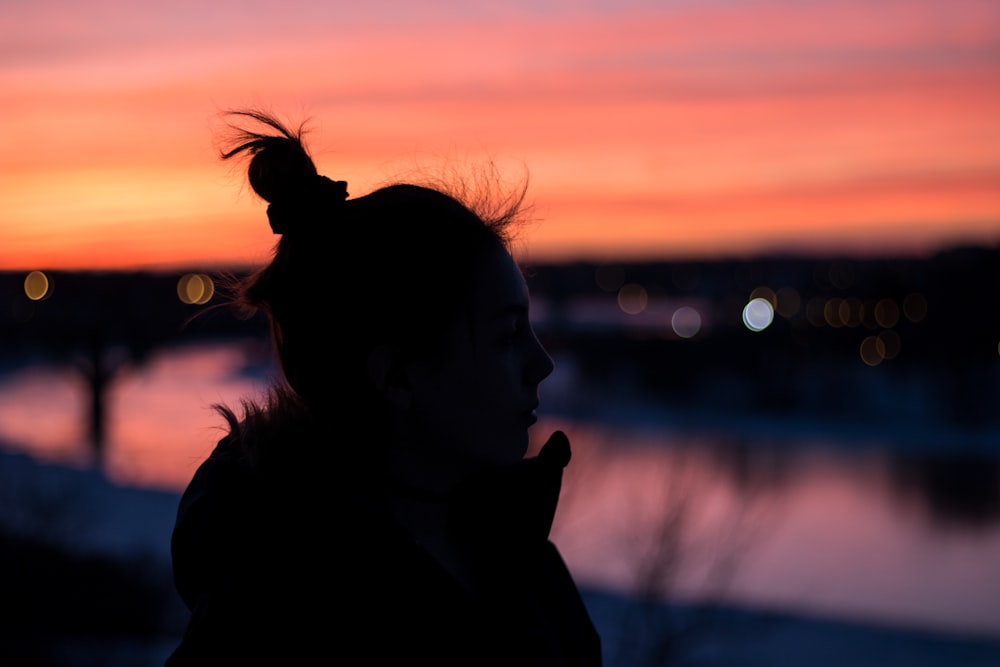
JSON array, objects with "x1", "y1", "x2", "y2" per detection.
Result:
[{"x1": 1, "y1": 338, "x2": 999, "y2": 645}]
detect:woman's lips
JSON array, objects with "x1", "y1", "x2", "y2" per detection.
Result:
[{"x1": 524, "y1": 404, "x2": 539, "y2": 425}]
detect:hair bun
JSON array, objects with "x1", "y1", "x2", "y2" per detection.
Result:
[
  {"x1": 246, "y1": 138, "x2": 318, "y2": 204},
  {"x1": 218, "y1": 111, "x2": 350, "y2": 234}
]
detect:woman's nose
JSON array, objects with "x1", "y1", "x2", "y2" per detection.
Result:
[{"x1": 525, "y1": 327, "x2": 555, "y2": 384}]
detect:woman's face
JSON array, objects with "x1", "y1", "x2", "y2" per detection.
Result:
[{"x1": 402, "y1": 241, "x2": 555, "y2": 477}]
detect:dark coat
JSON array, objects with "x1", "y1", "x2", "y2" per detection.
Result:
[{"x1": 166, "y1": 429, "x2": 602, "y2": 666}]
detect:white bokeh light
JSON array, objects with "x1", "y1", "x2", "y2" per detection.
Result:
[{"x1": 743, "y1": 297, "x2": 774, "y2": 332}]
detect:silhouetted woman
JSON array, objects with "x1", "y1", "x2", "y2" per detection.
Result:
[{"x1": 166, "y1": 110, "x2": 602, "y2": 666}]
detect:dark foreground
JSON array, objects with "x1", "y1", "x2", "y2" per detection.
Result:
[{"x1": 2, "y1": 446, "x2": 999, "y2": 667}]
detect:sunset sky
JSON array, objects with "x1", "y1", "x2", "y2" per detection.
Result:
[{"x1": 2, "y1": 0, "x2": 999, "y2": 270}]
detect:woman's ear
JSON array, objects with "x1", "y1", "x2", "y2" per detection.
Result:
[{"x1": 367, "y1": 344, "x2": 411, "y2": 410}]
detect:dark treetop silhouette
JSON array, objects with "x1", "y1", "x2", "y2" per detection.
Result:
[{"x1": 166, "y1": 110, "x2": 602, "y2": 665}]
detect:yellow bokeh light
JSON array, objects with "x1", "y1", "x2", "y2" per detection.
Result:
[
  {"x1": 874, "y1": 298, "x2": 900, "y2": 329},
  {"x1": 859, "y1": 335, "x2": 884, "y2": 366},
  {"x1": 824, "y1": 298, "x2": 843, "y2": 327},
  {"x1": 840, "y1": 297, "x2": 862, "y2": 328},
  {"x1": 177, "y1": 273, "x2": 215, "y2": 305},
  {"x1": 23, "y1": 270, "x2": 50, "y2": 301}
]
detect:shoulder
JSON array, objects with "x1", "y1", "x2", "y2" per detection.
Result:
[{"x1": 169, "y1": 436, "x2": 258, "y2": 606}]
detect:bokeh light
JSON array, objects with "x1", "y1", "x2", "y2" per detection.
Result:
[
  {"x1": 177, "y1": 273, "x2": 215, "y2": 305},
  {"x1": 743, "y1": 297, "x2": 774, "y2": 332},
  {"x1": 617, "y1": 283, "x2": 648, "y2": 315},
  {"x1": 671, "y1": 306, "x2": 702, "y2": 339},
  {"x1": 859, "y1": 330, "x2": 902, "y2": 366},
  {"x1": 23, "y1": 271, "x2": 51, "y2": 301},
  {"x1": 860, "y1": 335, "x2": 884, "y2": 366},
  {"x1": 874, "y1": 298, "x2": 900, "y2": 329},
  {"x1": 841, "y1": 297, "x2": 863, "y2": 328}
]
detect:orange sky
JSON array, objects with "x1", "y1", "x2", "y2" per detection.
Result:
[{"x1": 2, "y1": 0, "x2": 999, "y2": 270}]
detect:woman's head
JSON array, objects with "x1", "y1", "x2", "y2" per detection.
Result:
[{"x1": 218, "y1": 110, "x2": 550, "y2": 462}]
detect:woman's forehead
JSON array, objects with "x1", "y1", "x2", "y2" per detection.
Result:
[{"x1": 471, "y1": 246, "x2": 530, "y2": 315}]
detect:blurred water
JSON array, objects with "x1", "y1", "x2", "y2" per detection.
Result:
[{"x1": 1, "y1": 339, "x2": 999, "y2": 643}]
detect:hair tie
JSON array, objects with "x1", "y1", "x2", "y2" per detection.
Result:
[{"x1": 266, "y1": 175, "x2": 349, "y2": 235}]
